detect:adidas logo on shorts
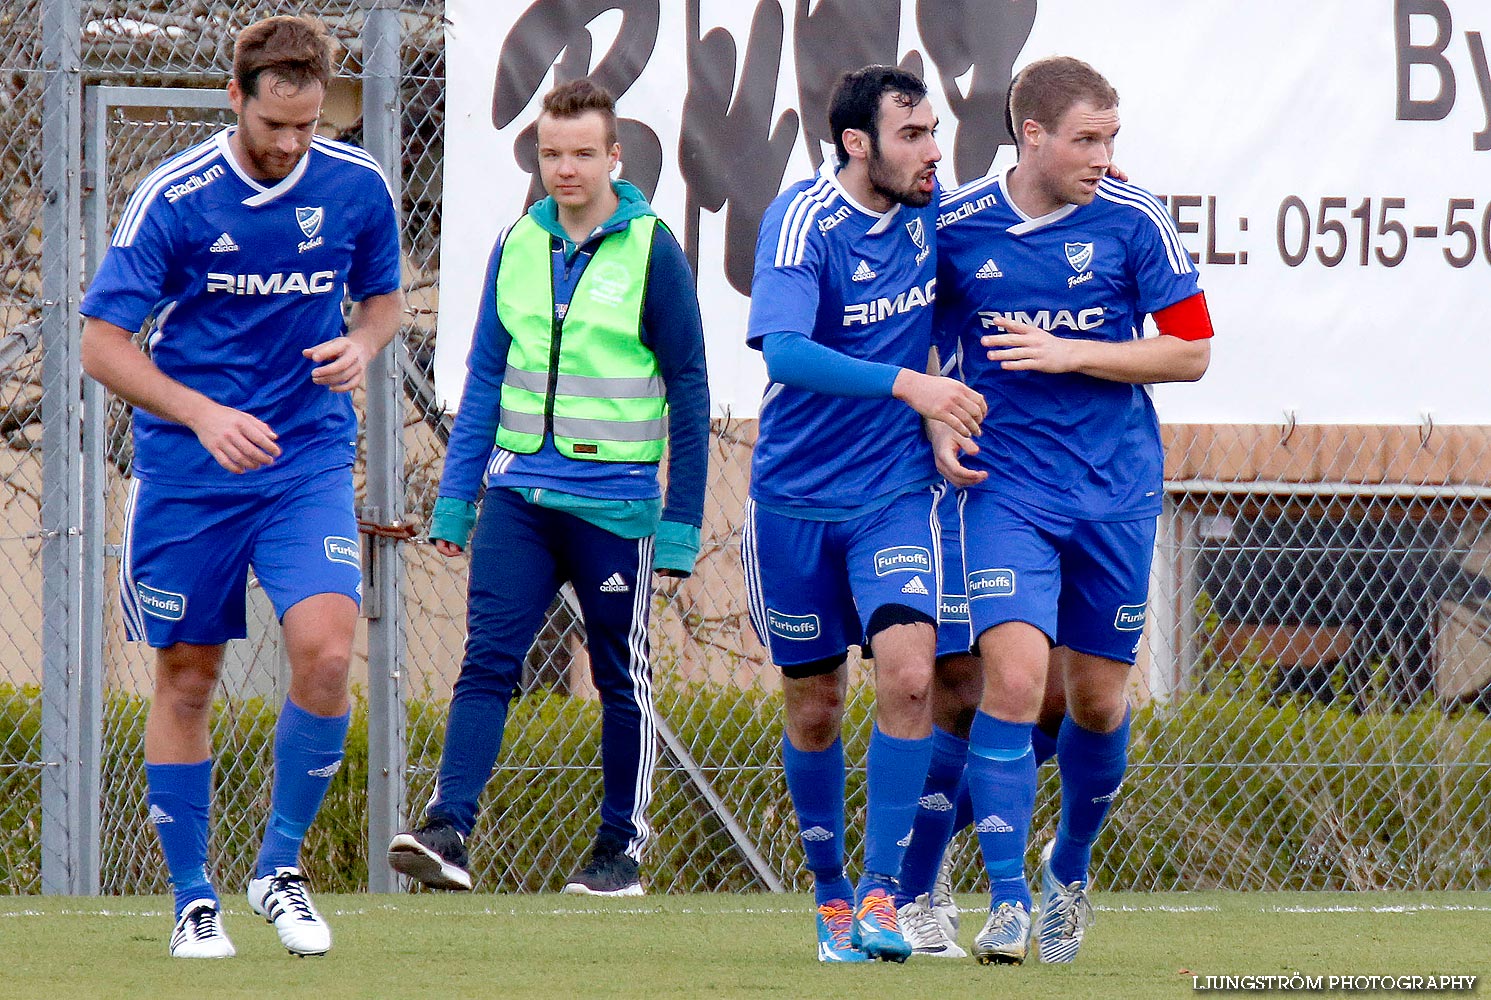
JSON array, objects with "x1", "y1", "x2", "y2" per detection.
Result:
[
  {"x1": 901, "y1": 575, "x2": 929, "y2": 596},
  {"x1": 919, "y1": 792, "x2": 954, "y2": 812},
  {"x1": 801, "y1": 826, "x2": 834, "y2": 842},
  {"x1": 210, "y1": 232, "x2": 239, "y2": 253},
  {"x1": 975, "y1": 257, "x2": 1003, "y2": 279},
  {"x1": 599, "y1": 573, "x2": 630, "y2": 594},
  {"x1": 975, "y1": 813, "x2": 1014, "y2": 834},
  {"x1": 851, "y1": 259, "x2": 876, "y2": 282}
]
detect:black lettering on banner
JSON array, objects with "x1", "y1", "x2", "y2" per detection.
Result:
[
  {"x1": 493, "y1": 1, "x2": 664, "y2": 207},
  {"x1": 680, "y1": 1, "x2": 800, "y2": 294},
  {"x1": 1395, "y1": 0, "x2": 1455, "y2": 121},
  {"x1": 1469, "y1": 31, "x2": 1491, "y2": 150},
  {"x1": 916, "y1": 0, "x2": 1037, "y2": 181},
  {"x1": 791, "y1": 0, "x2": 908, "y2": 169}
]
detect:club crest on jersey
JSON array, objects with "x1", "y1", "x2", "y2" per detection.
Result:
[
  {"x1": 296, "y1": 206, "x2": 324, "y2": 238},
  {"x1": 905, "y1": 217, "x2": 930, "y2": 265},
  {"x1": 1064, "y1": 241, "x2": 1094, "y2": 272}
]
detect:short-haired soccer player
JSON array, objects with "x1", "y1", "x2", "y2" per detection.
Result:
[
  {"x1": 80, "y1": 16, "x2": 404, "y2": 958},
  {"x1": 743, "y1": 65, "x2": 986, "y2": 962},
  {"x1": 933, "y1": 55, "x2": 1213, "y2": 964}
]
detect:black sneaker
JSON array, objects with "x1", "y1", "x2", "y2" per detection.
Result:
[
  {"x1": 387, "y1": 818, "x2": 473, "y2": 890},
  {"x1": 562, "y1": 844, "x2": 644, "y2": 897}
]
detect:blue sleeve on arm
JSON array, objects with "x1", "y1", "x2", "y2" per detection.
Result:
[
  {"x1": 437, "y1": 240, "x2": 510, "y2": 502},
  {"x1": 639, "y1": 225, "x2": 709, "y2": 538},
  {"x1": 760, "y1": 332, "x2": 902, "y2": 398}
]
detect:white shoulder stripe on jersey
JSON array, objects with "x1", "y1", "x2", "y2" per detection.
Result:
[
  {"x1": 310, "y1": 137, "x2": 394, "y2": 197},
  {"x1": 939, "y1": 172, "x2": 1000, "y2": 206},
  {"x1": 113, "y1": 145, "x2": 225, "y2": 248},
  {"x1": 773, "y1": 177, "x2": 828, "y2": 267},
  {"x1": 774, "y1": 176, "x2": 835, "y2": 268},
  {"x1": 1097, "y1": 178, "x2": 1193, "y2": 274}
]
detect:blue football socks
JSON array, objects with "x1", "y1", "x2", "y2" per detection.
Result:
[
  {"x1": 895, "y1": 726, "x2": 967, "y2": 905},
  {"x1": 858, "y1": 725, "x2": 932, "y2": 899},
  {"x1": 1050, "y1": 709, "x2": 1130, "y2": 885},
  {"x1": 254, "y1": 700, "x2": 349, "y2": 877},
  {"x1": 782, "y1": 735, "x2": 853, "y2": 905},
  {"x1": 146, "y1": 758, "x2": 215, "y2": 917},
  {"x1": 966, "y1": 711, "x2": 1036, "y2": 910}
]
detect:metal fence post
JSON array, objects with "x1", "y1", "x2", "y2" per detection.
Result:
[
  {"x1": 39, "y1": 0, "x2": 90, "y2": 895},
  {"x1": 361, "y1": 0, "x2": 407, "y2": 893}
]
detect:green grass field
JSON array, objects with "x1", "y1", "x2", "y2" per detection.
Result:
[{"x1": 2, "y1": 892, "x2": 1485, "y2": 999}]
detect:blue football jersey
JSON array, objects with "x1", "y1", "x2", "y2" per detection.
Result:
[
  {"x1": 81, "y1": 129, "x2": 402, "y2": 488},
  {"x1": 935, "y1": 168, "x2": 1201, "y2": 519},
  {"x1": 747, "y1": 162, "x2": 940, "y2": 514}
]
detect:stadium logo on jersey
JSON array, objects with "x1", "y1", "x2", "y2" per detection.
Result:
[
  {"x1": 842, "y1": 278, "x2": 936, "y2": 326},
  {"x1": 851, "y1": 259, "x2": 876, "y2": 282},
  {"x1": 978, "y1": 307, "x2": 1104, "y2": 333},
  {"x1": 905, "y1": 217, "x2": 930, "y2": 264},
  {"x1": 873, "y1": 545, "x2": 932, "y2": 576},
  {"x1": 163, "y1": 163, "x2": 225, "y2": 203},
  {"x1": 766, "y1": 609, "x2": 821, "y2": 641},
  {"x1": 323, "y1": 535, "x2": 360, "y2": 568},
  {"x1": 296, "y1": 206, "x2": 324, "y2": 238},
  {"x1": 206, "y1": 271, "x2": 337, "y2": 295},
  {"x1": 975, "y1": 258, "x2": 1003, "y2": 279},
  {"x1": 1064, "y1": 241, "x2": 1094, "y2": 272},
  {"x1": 967, "y1": 568, "x2": 1015, "y2": 599},
  {"x1": 901, "y1": 575, "x2": 929, "y2": 596},
  {"x1": 209, "y1": 232, "x2": 239, "y2": 253},
  {"x1": 586, "y1": 261, "x2": 632, "y2": 308},
  {"x1": 939, "y1": 595, "x2": 970, "y2": 623},
  {"x1": 817, "y1": 205, "x2": 852, "y2": 233},
  {"x1": 1114, "y1": 603, "x2": 1147, "y2": 632},
  {"x1": 136, "y1": 583, "x2": 187, "y2": 621},
  {"x1": 937, "y1": 191, "x2": 998, "y2": 230}
]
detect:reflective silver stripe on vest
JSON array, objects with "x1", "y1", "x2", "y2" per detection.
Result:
[
  {"x1": 504, "y1": 364, "x2": 663, "y2": 399},
  {"x1": 552, "y1": 414, "x2": 668, "y2": 442},
  {"x1": 498, "y1": 409, "x2": 547, "y2": 435},
  {"x1": 498, "y1": 408, "x2": 667, "y2": 443}
]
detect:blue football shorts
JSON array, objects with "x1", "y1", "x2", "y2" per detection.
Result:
[
  {"x1": 742, "y1": 485, "x2": 942, "y2": 673},
  {"x1": 119, "y1": 465, "x2": 362, "y2": 648},
  {"x1": 959, "y1": 489, "x2": 1156, "y2": 665},
  {"x1": 935, "y1": 484, "x2": 973, "y2": 659}
]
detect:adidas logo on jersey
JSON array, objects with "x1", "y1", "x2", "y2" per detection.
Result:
[
  {"x1": 599, "y1": 573, "x2": 630, "y2": 594},
  {"x1": 209, "y1": 232, "x2": 239, "y2": 253},
  {"x1": 801, "y1": 826, "x2": 834, "y2": 843},
  {"x1": 307, "y1": 760, "x2": 342, "y2": 779},
  {"x1": 901, "y1": 575, "x2": 929, "y2": 596},
  {"x1": 851, "y1": 259, "x2": 876, "y2": 282},
  {"x1": 148, "y1": 804, "x2": 174, "y2": 825},
  {"x1": 975, "y1": 258, "x2": 1002, "y2": 279},
  {"x1": 975, "y1": 813, "x2": 1014, "y2": 834},
  {"x1": 919, "y1": 792, "x2": 954, "y2": 813}
]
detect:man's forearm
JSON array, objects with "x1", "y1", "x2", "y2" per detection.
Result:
[
  {"x1": 80, "y1": 317, "x2": 214, "y2": 429},
  {"x1": 1070, "y1": 334, "x2": 1210, "y2": 385},
  {"x1": 347, "y1": 289, "x2": 404, "y2": 356}
]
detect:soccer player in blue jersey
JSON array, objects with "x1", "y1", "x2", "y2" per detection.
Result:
[
  {"x1": 385, "y1": 79, "x2": 708, "y2": 899},
  {"x1": 743, "y1": 65, "x2": 986, "y2": 963},
  {"x1": 933, "y1": 56, "x2": 1213, "y2": 965},
  {"x1": 79, "y1": 16, "x2": 403, "y2": 959}
]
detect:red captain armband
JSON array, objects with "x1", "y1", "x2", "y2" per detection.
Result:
[{"x1": 1153, "y1": 292, "x2": 1214, "y2": 341}]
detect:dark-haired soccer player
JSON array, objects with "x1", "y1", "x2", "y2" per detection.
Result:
[
  {"x1": 933, "y1": 55, "x2": 1212, "y2": 965},
  {"x1": 743, "y1": 65, "x2": 986, "y2": 962},
  {"x1": 81, "y1": 15, "x2": 403, "y2": 958}
]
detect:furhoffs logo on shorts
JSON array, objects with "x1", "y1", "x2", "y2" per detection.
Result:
[
  {"x1": 1114, "y1": 604, "x2": 1147, "y2": 632},
  {"x1": 873, "y1": 545, "x2": 932, "y2": 576},
  {"x1": 967, "y1": 568, "x2": 1016, "y2": 599},
  {"x1": 136, "y1": 583, "x2": 187, "y2": 621},
  {"x1": 766, "y1": 609, "x2": 820, "y2": 641},
  {"x1": 324, "y1": 535, "x2": 360, "y2": 568}
]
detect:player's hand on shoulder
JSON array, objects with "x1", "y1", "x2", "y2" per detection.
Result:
[
  {"x1": 304, "y1": 336, "x2": 374, "y2": 393},
  {"x1": 981, "y1": 316, "x2": 1080, "y2": 374},
  {"x1": 189, "y1": 402, "x2": 280, "y2": 474},
  {"x1": 927, "y1": 421, "x2": 987, "y2": 487},
  {"x1": 892, "y1": 369, "x2": 987, "y2": 437}
]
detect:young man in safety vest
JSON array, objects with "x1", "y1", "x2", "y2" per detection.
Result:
[{"x1": 387, "y1": 79, "x2": 709, "y2": 895}]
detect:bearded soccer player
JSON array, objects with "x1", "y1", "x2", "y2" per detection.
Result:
[
  {"x1": 743, "y1": 65, "x2": 986, "y2": 963},
  {"x1": 932, "y1": 55, "x2": 1212, "y2": 965},
  {"x1": 80, "y1": 16, "x2": 403, "y2": 959}
]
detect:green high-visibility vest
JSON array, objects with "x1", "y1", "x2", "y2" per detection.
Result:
[{"x1": 495, "y1": 214, "x2": 667, "y2": 462}]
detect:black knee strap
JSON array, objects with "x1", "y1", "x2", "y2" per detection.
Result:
[{"x1": 865, "y1": 603, "x2": 937, "y2": 646}]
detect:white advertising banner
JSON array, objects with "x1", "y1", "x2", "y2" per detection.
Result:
[{"x1": 437, "y1": 0, "x2": 1491, "y2": 424}]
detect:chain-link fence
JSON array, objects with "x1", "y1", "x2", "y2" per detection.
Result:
[{"x1": 3, "y1": 1, "x2": 1489, "y2": 899}]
